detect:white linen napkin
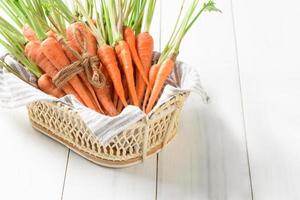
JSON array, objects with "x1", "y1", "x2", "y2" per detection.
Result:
[{"x1": 0, "y1": 50, "x2": 208, "y2": 144}]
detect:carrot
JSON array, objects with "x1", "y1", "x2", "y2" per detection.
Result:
[
  {"x1": 98, "y1": 44, "x2": 127, "y2": 107},
  {"x1": 94, "y1": 84, "x2": 117, "y2": 116},
  {"x1": 122, "y1": 73, "x2": 129, "y2": 103},
  {"x1": 117, "y1": 74, "x2": 129, "y2": 113},
  {"x1": 24, "y1": 41, "x2": 41, "y2": 65},
  {"x1": 94, "y1": 85, "x2": 117, "y2": 116},
  {"x1": 35, "y1": 50, "x2": 82, "y2": 102},
  {"x1": 41, "y1": 36, "x2": 99, "y2": 111},
  {"x1": 38, "y1": 74, "x2": 65, "y2": 98},
  {"x1": 115, "y1": 40, "x2": 139, "y2": 106},
  {"x1": 133, "y1": 0, "x2": 156, "y2": 107},
  {"x1": 113, "y1": 91, "x2": 119, "y2": 107},
  {"x1": 145, "y1": 57, "x2": 175, "y2": 113},
  {"x1": 46, "y1": 30, "x2": 57, "y2": 38},
  {"x1": 67, "y1": 23, "x2": 118, "y2": 114},
  {"x1": 117, "y1": 98, "x2": 123, "y2": 113},
  {"x1": 123, "y1": 27, "x2": 149, "y2": 85},
  {"x1": 66, "y1": 22, "x2": 84, "y2": 54},
  {"x1": 144, "y1": 0, "x2": 221, "y2": 113},
  {"x1": 72, "y1": 0, "x2": 128, "y2": 110},
  {"x1": 136, "y1": 32, "x2": 154, "y2": 106},
  {"x1": 62, "y1": 41, "x2": 103, "y2": 113},
  {"x1": 66, "y1": 22, "x2": 97, "y2": 56},
  {"x1": 64, "y1": 23, "x2": 103, "y2": 113},
  {"x1": 143, "y1": 63, "x2": 160, "y2": 111},
  {"x1": 62, "y1": 40, "x2": 80, "y2": 64},
  {"x1": 97, "y1": 62, "x2": 115, "y2": 113},
  {"x1": 136, "y1": 33, "x2": 154, "y2": 72},
  {"x1": 25, "y1": 41, "x2": 83, "y2": 102},
  {"x1": 101, "y1": 65, "x2": 114, "y2": 100},
  {"x1": 22, "y1": 25, "x2": 38, "y2": 41}
]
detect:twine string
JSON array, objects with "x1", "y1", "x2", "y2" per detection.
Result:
[{"x1": 53, "y1": 29, "x2": 105, "y2": 88}]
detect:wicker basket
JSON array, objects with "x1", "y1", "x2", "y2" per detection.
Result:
[{"x1": 27, "y1": 91, "x2": 190, "y2": 168}]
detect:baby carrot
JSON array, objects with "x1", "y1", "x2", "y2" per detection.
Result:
[
  {"x1": 98, "y1": 44, "x2": 127, "y2": 107},
  {"x1": 145, "y1": 57, "x2": 175, "y2": 113},
  {"x1": 115, "y1": 40, "x2": 139, "y2": 106},
  {"x1": 38, "y1": 74, "x2": 65, "y2": 98},
  {"x1": 143, "y1": 63, "x2": 160, "y2": 111},
  {"x1": 41, "y1": 36, "x2": 99, "y2": 111},
  {"x1": 136, "y1": 32, "x2": 154, "y2": 106}
]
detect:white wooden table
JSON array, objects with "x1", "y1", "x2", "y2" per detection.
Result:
[{"x1": 1, "y1": 0, "x2": 300, "y2": 199}]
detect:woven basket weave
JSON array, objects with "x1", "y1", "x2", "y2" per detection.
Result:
[{"x1": 27, "y1": 91, "x2": 190, "y2": 168}]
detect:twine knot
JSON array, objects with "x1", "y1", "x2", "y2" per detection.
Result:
[{"x1": 52, "y1": 30, "x2": 106, "y2": 89}]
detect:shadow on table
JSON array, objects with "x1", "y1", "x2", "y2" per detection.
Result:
[{"x1": 154, "y1": 94, "x2": 252, "y2": 199}]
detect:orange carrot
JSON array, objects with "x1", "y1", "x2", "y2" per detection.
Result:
[
  {"x1": 46, "y1": 30, "x2": 57, "y2": 38},
  {"x1": 38, "y1": 74, "x2": 65, "y2": 98},
  {"x1": 123, "y1": 27, "x2": 149, "y2": 85},
  {"x1": 116, "y1": 99, "x2": 122, "y2": 113},
  {"x1": 25, "y1": 41, "x2": 40, "y2": 65},
  {"x1": 113, "y1": 91, "x2": 119, "y2": 107},
  {"x1": 143, "y1": 63, "x2": 160, "y2": 111},
  {"x1": 98, "y1": 44, "x2": 127, "y2": 106},
  {"x1": 136, "y1": 32, "x2": 154, "y2": 106},
  {"x1": 122, "y1": 73, "x2": 129, "y2": 103},
  {"x1": 94, "y1": 85, "x2": 117, "y2": 116},
  {"x1": 25, "y1": 41, "x2": 83, "y2": 102},
  {"x1": 66, "y1": 23, "x2": 119, "y2": 114},
  {"x1": 41, "y1": 37, "x2": 99, "y2": 111},
  {"x1": 64, "y1": 24, "x2": 103, "y2": 113},
  {"x1": 145, "y1": 57, "x2": 175, "y2": 113},
  {"x1": 115, "y1": 40, "x2": 139, "y2": 106},
  {"x1": 22, "y1": 25, "x2": 38, "y2": 41},
  {"x1": 35, "y1": 50, "x2": 82, "y2": 102},
  {"x1": 102, "y1": 66, "x2": 113, "y2": 99},
  {"x1": 66, "y1": 22, "x2": 84, "y2": 53},
  {"x1": 66, "y1": 22, "x2": 97, "y2": 55},
  {"x1": 92, "y1": 63, "x2": 117, "y2": 116},
  {"x1": 62, "y1": 40, "x2": 80, "y2": 64},
  {"x1": 116, "y1": 74, "x2": 129, "y2": 113},
  {"x1": 62, "y1": 42, "x2": 103, "y2": 113}
]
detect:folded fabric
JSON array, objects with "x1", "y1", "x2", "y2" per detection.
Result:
[
  {"x1": 0, "y1": 51, "x2": 209, "y2": 144},
  {"x1": 0, "y1": 47, "x2": 37, "y2": 87}
]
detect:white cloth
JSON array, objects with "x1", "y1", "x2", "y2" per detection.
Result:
[{"x1": 0, "y1": 51, "x2": 208, "y2": 144}]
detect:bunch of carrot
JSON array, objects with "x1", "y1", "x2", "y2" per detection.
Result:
[{"x1": 0, "y1": 0, "x2": 219, "y2": 116}]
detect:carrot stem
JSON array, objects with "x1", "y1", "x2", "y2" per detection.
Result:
[{"x1": 141, "y1": 0, "x2": 156, "y2": 33}]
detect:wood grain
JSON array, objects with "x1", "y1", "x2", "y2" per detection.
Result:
[
  {"x1": 61, "y1": 1, "x2": 162, "y2": 199},
  {"x1": 156, "y1": 0, "x2": 252, "y2": 199},
  {"x1": 232, "y1": 0, "x2": 300, "y2": 199},
  {"x1": 0, "y1": 107, "x2": 68, "y2": 200}
]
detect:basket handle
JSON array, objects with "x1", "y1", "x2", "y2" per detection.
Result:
[
  {"x1": 162, "y1": 96, "x2": 182, "y2": 147},
  {"x1": 142, "y1": 116, "x2": 150, "y2": 161}
]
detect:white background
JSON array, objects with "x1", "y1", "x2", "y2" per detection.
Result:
[{"x1": 1, "y1": 0, "x2": 300, "y2": 199}]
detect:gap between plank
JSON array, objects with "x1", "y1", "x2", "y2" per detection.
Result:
[
  {"x1": 155, "y1": 155, "x2": 159, "y2": 200},
  {"x1": 60, "y1": 149, "x2": 70, "y2": 200},
  {"x1": 155, "y1": 1, "x2": 162, "y2": 200},
  {"x1": 59, "y1": 1, "x2": 162, "y2": 199},
  {"x1": 229, "y1": 0, "x2": 254, "y2": 199}
]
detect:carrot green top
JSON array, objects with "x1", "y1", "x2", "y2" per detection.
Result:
[
  {"x1": 159, "y1": 0, "x2": 221, "y2": 64},
  {"x1": 0, "y1": 16, "x2": 42, "y2": 77},
  {"x1": 74, "y1": 0, "x2": 107, "y2": 47},
  {"x1": 141, "y1": 0, "x2": 156, "y2": 33}
]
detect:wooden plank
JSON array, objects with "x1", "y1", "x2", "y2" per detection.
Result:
[
  {"x1": 231, "y1": 0, "x2": 300, "y2": 199},
  {"x1": 62, "y1": 1, "x2": 162, "y2": 199},
  {"x1": 0, "y1": 107, "x2": 68, "y2": 200},
  {"x1": 156, "y1": 0, "x2": 252, "y2": 199},
  {"x1": 62, "y1": 154, "x2": 157, "y2": 200}
]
